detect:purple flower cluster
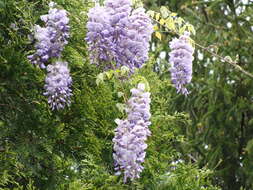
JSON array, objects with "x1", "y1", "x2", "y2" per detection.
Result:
[
  {"x1": 44, "y1": 61, "x2": 72, "y2": 110},
  {"x1": 113, "y1": 83, "x2": 151, "y2": 182},
  {"x1": 86, "y1": 5, "x2": 114, "y2": 66},
  {"x1": 28, "y1": 2, "x2": 69, "y2": 69},
  {"x1": 86, "y1": 0, "x2": 153, "y2": 71},
  {"x1": 28, "y1": 2, "x2": 72, "y2": 110},
  {"x1": 169, "y1": 32, "x2": 194, "y2": 95},
  {"x1": 124, "y1": 8, "x2": 153, "y2": 69},
  {"x1": 105, "y1": 0, "x2": 131, "y2": 26}
]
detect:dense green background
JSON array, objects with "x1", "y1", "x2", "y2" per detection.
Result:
[
  {"x1": 147, "y1": 0, "x2": 253, "y2": 189},
  {"x1": 0, "y1": 0, "x2": 252, "y2": 189}
]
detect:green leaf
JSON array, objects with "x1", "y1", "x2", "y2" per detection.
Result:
[
  {"x1": 121, "y1": 66, "x2": 130, "y2": 75},
  {"x1": 223, "y1": 56, "x2": 233, "y2": 63},
  {"x1": 147, "y1": 10, "x2": 155, "y2": 18},
  {"x1": 117, "y1": 92, "x2": 124, "y2": 98},
  {"x1": 179, "y1": 25, "x2": 187, "y2": 35},
  {"x1": 116, "y1": 103, "x2": 125, "y2": 113},
  {"x1": 105, "y1": 71, "x2": 114, "y2": 80},
  {"x1": 175, "y1": 17, "x2": 184, "y2": 26},
  {"x1": 96, "y1": 73, "x2": 104, "y2": 86},
  {"x1": 186, "y1": 24, "x2": 196, "y2": 35},
  {"x1": 160, "y1": 6, "x2": 170, "y2": 18}
]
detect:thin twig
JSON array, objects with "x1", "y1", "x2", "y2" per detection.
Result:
[
  {"x1": 0, "y1": 103, "x2": 18, "y2": 110},
  {"x1": 188, "y1": 154, "x2": 197, "y2": 162},
  {"x1": 152, "y1": 18, "x2": 253, "y2": 79},
  {"x1": 194, "y1": 43, "x2": 253, "y2": 79}
]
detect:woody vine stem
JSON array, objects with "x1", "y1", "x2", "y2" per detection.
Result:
[{"x1": 152, "y1": 18, "x2": 253, "y2": 79}]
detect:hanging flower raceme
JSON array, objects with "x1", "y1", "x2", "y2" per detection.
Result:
[
  {"x1": 86, "y1": 0, "x2": 153, "y2": 71},
  {"x1": 43, "y1": 61, "x2": 72, "y2": 110},
  {"x1": 123, "y1": 7, "x2": 153, "y2": 69},
  {"x1": 28, "y1": 2, "x2": 69, "y2": 69},
  {"x1": 104, "y1": 0, "x2": 132, "y2": 69},
  {"x1": 113, "y1": 83, "x2": 151, "y2": 182},
  {"x1": 169, "y1": 32, "x2": 194, "y2": 95},
  {"x1": 86, "y1": 5, "x2": 114, "y2": 67},
  {"x1": 105, "y1": 0, "x2": 131, "y2": 26}
]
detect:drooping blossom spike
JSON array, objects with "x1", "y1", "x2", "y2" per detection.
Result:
[
  {"x1": 169, "y1": 32, "x2": 194, "y2": 95},
  {"x1": 121, "y1": 7, "x2": 153, "y2": 69},
  {"x1": 104, "y1": 0, "x2": 131, "y2": 27},
  {"x1": 104, "y1": 0, "x2": 132, "y2": 69},
  {"x1": 28, "y1": 2, "x2": 69, "y2": 69},
  {"x1": 127, "y1": 83, "x2": 152, "y2": 124},
  {"x1": 85, "y1": 5, "x2": 115, "y2": 66},
  {"x1": 86, "y1": 0, "x2": 153, "y2": 71},
  {"x1": 113, "y1": 83, "x2": 151, "y2": 182},
  {"x1": 44, "y1": 61, "x2": 72, "y2": 110}
]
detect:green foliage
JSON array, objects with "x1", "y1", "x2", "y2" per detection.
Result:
[
  {"x1": 0, "y1": 0, "x2": 242, "y2": 189},
  {"x1": 156, "y1": 164, "x2": 219, "y2": 190},
  {"x1": 148, "y1": 6, "x2": 195, "y2": 41},
  {"x1": 146, "y1": 0, "x2": 253, "y2": 189},
  {"x1": 95, "y1": 66, "x2": 131, "y2": 86}
]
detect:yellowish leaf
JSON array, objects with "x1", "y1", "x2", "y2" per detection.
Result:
[
  {"x1": 165, "y1": 17, "x2": 176, "y2": 32},
  {"x1": 147, "y1": 10, "x2": 155, "y2": 18},
  {"x1": 153, "y1": 25, "x2": 159, "y2": 31},
  {"x1": 155, "y1": 32, "x2": 162, "y2": 40},
  {"x1": 155, "y1": 13, "x2": 160, "y2": 21},
  {"x1": 170, "y1": 12, "x2": 177, "y2": 17},
  {"x1": 187, "y1": 24, "x2": 196, "y2": 35},
  {"x1": 159, "y1": 18, "x2": 166, "y2": 25},
  {"x1": 175, "y1": 17, "x2": 184, "y2": 26},
  {"x1": 179, "y1": 25, "x2": 187, "y2": 35},
  {"x1": 160, "y1": 6, "x2": 170, "y2": 18},
  {"x1": 189, "y1": 38, "x2": 195, "y2": 49}
]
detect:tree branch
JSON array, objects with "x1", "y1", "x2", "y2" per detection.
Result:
[{"x1": 152, "y1": 18, "x2": 253, "y2": 79}]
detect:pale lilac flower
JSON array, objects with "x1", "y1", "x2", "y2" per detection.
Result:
[
  {"x1": 28, "y1": 2, "x2": 69, "y2": 69},
  {"x1": 86, "y1": 0, "x2": 153, "y2": 71},
  {"x1": 105, "y1": 0, "x2": 131, "y2": 27},
  {"x1": 43, "y1": 61, "x2": 72, "y2": 110},
  {"x1": 169, "y1": 32, "x2": 194, "y2": 95},
  {"x1": 113, "y1": 83, "x2": 151, "y2": 182},
  {"x1": 121, "y1": 7, "x2": 153, "y2": 69},
  {"x1": 85, "y1": 5, "x2": 115, "y2": 66}
]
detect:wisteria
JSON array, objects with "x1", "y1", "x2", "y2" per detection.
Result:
[
  {"x1": 28, "y1": 2, "x2": 69, "y2": 69},
  {"x1": 27, "y1": 2, "x2": 72, "y2": 110},
  {"x1": 113, "y1": 83, "x2": 151, "y2": 182},
  {"x1": 43, "y1": 61, "x2": 72, "y2": 110},
  {"x1": 125, "y1": 7, "x2": 153, "y2": 69},
  {"x1": 104, "y1": 0, "x2": 132, "y2": 69},
  {"x1": 105, "y1": 0, "x2": 131, "y2": 26},
  {"x1": 86, "y1": 5, "x2": 114, "y2": 66},
  {"x1": 169, "y1": 32, "x2": 194, "y2": 95},
  {"x1": 86, "y1": 0, "x2": 153, "y2": 71}
]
